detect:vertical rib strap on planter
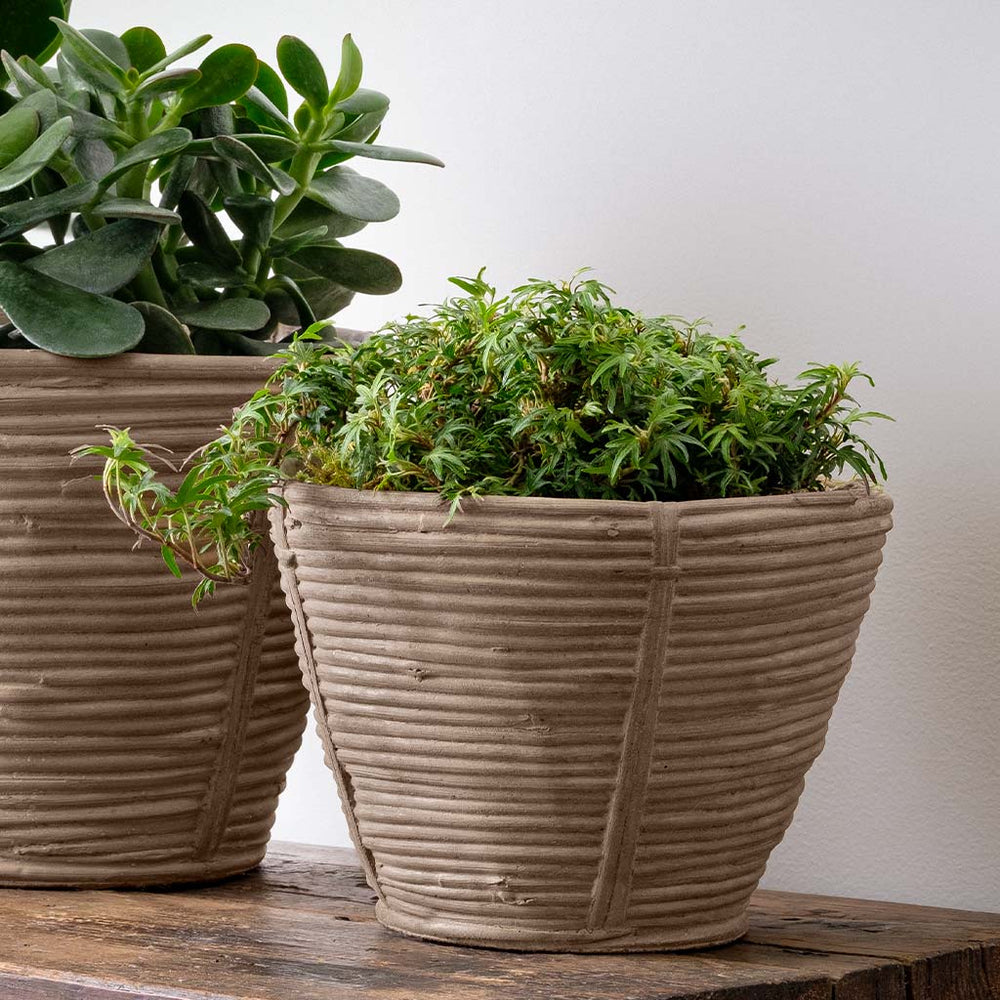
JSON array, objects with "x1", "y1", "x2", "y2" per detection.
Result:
[{"x1": 588, "y1": 502, "x2": 679, "y2": 930}]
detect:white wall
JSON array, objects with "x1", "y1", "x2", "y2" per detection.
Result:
[{"x1": 77, "y1": 0, "x2": 1000, "y2": 910}]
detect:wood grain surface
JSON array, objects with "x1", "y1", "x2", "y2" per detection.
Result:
[{"x1": 0, "y1": 842, "x2": 996, "y2": 999}]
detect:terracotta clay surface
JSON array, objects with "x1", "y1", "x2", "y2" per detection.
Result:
[
  {"x1": 1, "y1": 842, "x2": 998, "y2": 999},
  {"x1": 271, "y1": 483, "x2": 893, "y2": 952},
  {"x1": 0, "y1": 352, "x2": 309, "y2": 887}
]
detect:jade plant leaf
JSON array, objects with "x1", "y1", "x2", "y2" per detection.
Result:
[
  {"x1": 25, "y1": 218, "x2": 159, "y2": 294},
  {"x1": 284, "y1": 245, "x2": 401, "y2": 295},
  {"x1": 276, "y1": 35, "x2": 328, "y2": 112},
  {"x1": 133, "y1": 68, "x2": 201, "y2": 101},
  {"x1": 309, "y1": 167, "x2": 399, "y2": 222},
  {"x1": 120, "y1": 26, "x2": 166, "y2": 73},
  {"x1": 141, "y1": 33, "x2": 212, "y2": 78},
  {"x1": 185, "y1": 132, "x2": 297, "y2": 163},
  {"x1": 174, "y1": 296, "x2": 270, "y2": 331},
  {"x1": 0, "y1": 105, "x2": 39, "y2": 169},
  {"x1": 328, "y1": 34, "x2": 362, "y2": 106},
  {"x1": 177, "y1": 190, "x2": 240, "y2": 268},
  {"x1": 0, "y1": 117, "x2": 72, "y2": 194},
  {"x1": 98, "y1": 128, "x2": 192, "y2": 191},
  {"x1": 177, "y1": 44, "x2": 259, "y2": 113},
  {"x1": 239, "y1": 86, "x2": 295, "y2": 137},
  {"x1": 0, "y1": 178, "x2": 96, "y2": 237},
  {"x1": 91, "y1": 198, "x2": 180, "y2": 224},
  {"x1": 51, "y1": 19, "x2": 128, "y2": 92},
  {"x1": 0, "y1": 0, "x2": 65, "y2": 85},
  {"x1": 253, "y1": 61, "x2": 288, "y2": 116},
  {"x1": 130, "y1": 300, "x2": 195, "y2": 353},
  {"x1": 334, "y1": 88, "x2": 388, "y2": 115},
  {"x1": 0, "y1": 259, "x2": 145, "y2": 356},
  {"x1": 316, "y1": 138, "x2": 444, "y2": 167},
  {"x1": 210, "y1": 135, "x2": 294, "y2": 195},
  {"x1": 278, "y1": 196, "x2": 366, "y2": 240},
  {"x1": 223, "y1": 193, "x2": 274, "y2": 248}
]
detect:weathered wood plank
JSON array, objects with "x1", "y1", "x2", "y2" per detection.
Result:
[{"x1": 0, "y1": 842, "x2": 996, "y2": 1000}]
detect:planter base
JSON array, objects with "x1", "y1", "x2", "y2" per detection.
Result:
[{"x1": 377, "y1": 902, "x2": 749, "y2": 953}]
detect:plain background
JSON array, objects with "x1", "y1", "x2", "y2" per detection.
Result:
[{"x1": 77, "y1": 0, "x2": 1000, "y2": 909}]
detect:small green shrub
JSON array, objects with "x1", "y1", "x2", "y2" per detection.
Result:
[
  {"x1": 0, "y1": 4, "x2": 440, "y2": 357},
  {"x1": 81, "y1": 272, "x2": 889, "y2": 602}
]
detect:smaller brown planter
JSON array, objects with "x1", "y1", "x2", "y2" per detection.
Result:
[{"x1": 271, "y1": 481, "x2": 892, "y2": 952}]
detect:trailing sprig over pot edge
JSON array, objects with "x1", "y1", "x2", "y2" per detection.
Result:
[
  {"x1": 80, "y1": 272, "x2": 891, "y2": 604},
  {"x1": 0, "y1": 1, "x2": 442, "y2": 358}
]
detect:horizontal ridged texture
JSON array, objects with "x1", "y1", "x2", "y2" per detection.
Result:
[
  {"x1": 272, "y1": 481, "x2": 892, "y2": 952},
  {"x1": 0, "y1": 352, "x2": 309, "y2": 887}
]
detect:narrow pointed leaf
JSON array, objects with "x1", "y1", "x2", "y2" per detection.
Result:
[
  {"x1": 1, "y1": 51, "x2": 47, "y2": 96},
  {"x1": 120, "y1": 26, "x2": 166, "y2": 73},
  {"x1": 309, "y1": 166, "x2": 398, "y2": 222},
  {"x1": 316, "y1": 138, "x2": 443, "y2": 167},
  {"x1": 0, "y1": 259, "x2": 144, "y2": 356},
  {"x1": 26, "y1": 218, "x2": 159, "y2": 293},
  {"x1": 174, "y1": 296, "x2": 270, "y2": 331},
  {"x1": 131, "y1": 301, "x2": 195, "y2": 353},
  {"x1": 141, "y1": 33, "x2": 211, "y2": 78},
  {"x1": 92, "y1": 198, "x2": 180, "y2": 224},
  {"x1": 0, "y1": 179, "x2": 97, "y2": 237},
  {"x1": 286, "y1": 245, "x2": 401, "y2": 294},
  {"x1": 51, "y1": 19, "x2": 127, "y2": 91},
  {"x1": 98, "y1": 127, "x2": 191, "y2": 190},
  {"x1": 177, "y1": 44, "x2": 259, "y2": 114},
  {"x1": 186, "y1": 132, "x2": 297, "y2": 163},
  {"x1": 328, "y1": 33, "x2": 363, "y2": 106},
  {"x1": 0, "y1": 105, "x2": 39, "y2": 169},
  {"x1": 240, "y1": 86, "x2": 295, "y2": 137},
  {"x1": 158, "y1": 154, "x2": 194, "y2": 210},
  {"x1": 0, "y1": 116, "x2": 72, "y2": 194},
  {"x1": 276, "y1": 35, "x2": 327, "y2": 112}
]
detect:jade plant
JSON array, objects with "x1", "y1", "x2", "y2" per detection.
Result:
[
  {"x1": 0, "y1": 2, "x2": 441, "y2": 357},
  {"x1": 81, "y1": 271, "x2": 889, "y2": 602}
]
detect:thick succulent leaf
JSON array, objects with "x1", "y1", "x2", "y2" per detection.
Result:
[
  {"x1": 141, "y1": 34, "x2": 211, "y2": 78},
  {"x1": 51, "y1": 19, "x2": 128, "y2": 92},
  {"x1": 253, "y1": 60, "x2": 288, "y2": 116},
  {"x1": 92, "y1": 197, "x2": 180, "y2": 224},
  {"x1": 210, "y1": 135, "x2": 295, "y2": 195},
  {"x1": 309, "y1": 166, "x2": 399, "y2": 222},
  {"x1": 187, "y1": 131, "x2": 296, "y2": 163},
  {"x1": 120, "y1": 26, "x2": 166, "y2": 73},
  {"x1": 0, "y1": 239, "x2": 41, "y2": 262},
  {"x1": 25, "y1": 218, "x2": 159, "y2": 293},
  {"x1": 0, "y1": 116, "x2": 72, "y2": 194},
  {"x1": 0, "y1": 259, "x2": 144, "y2": 356},
  {"x1": 177, "y1": 44, "x2": 259, "y2": 114},
  {"x1": 276, "y1": 35, "x2": 327, "y2": 112},
  {"x1": 130, "y1": 300, "x2": 195, "y2": 353},
  {"x1": 81, "y1": 29, "x2": 130, "y2": 71},
  {"x1": 72, "y1": 137, "x2": 114, "y2": 180},
  {"x1": 174, "y1": 296, "x2": 270, "y2": 331},
  {"x1": 266, "y1": 273, "x2": 315, "y2": 327},
  {"x1": 0, "y1": 105, "x2": 39, "y2": 169},
  {"x1": 285, "y1": 245, "x2": 401, "y2": 295},
  {"x1": 177, "y1": 189, "x2": 240, "y2": 268},
  {"x1": 240, "y1": 86, "x2": 295, "y2": 137},
  {"x1": 1, "y1": 52, "x2": 50, "y2": 96},
  {"x1": 158, "y1": 154, "x2": 195, "y2": 209},
  {"x1": 0, "y1": 179, "x2": 96, "y2": 237},
  {"x1": 0, "y1": 0, "x2": 64, "y2": 84},
  {"x1": 14, "y1": 89, "x2": 58, "y2": 129},
  {"x1": 53, "y1": 94, "x2": 131, "y2": 142},
  {"x1": 98, "y1": 127, "x2": 192, "y2": 190},
  {"x1": 317, "y1": 138, "x2": 444, "y2": 167},
  {"x1": 329, "y1": 34, "x2": 363, "y2": 106},
  {"x1": 223, "y1": 193, "x2": 274, "y2": 247},
  {"x1": 133, "y1": 68, "x2": 201, "y2": 100},
  {"x1": 278, "y1": 196, "x2": 367, "y2": 240},
  {"x1": 326, "y1": 105, "x2": 387, "y2": 147},
  {"x1": 190, "y1": 328, "x2": 283, "y2": 355},
  {"x1": 176, "y1": 260, "x2": 249, "y2": 289},
  {"x1": 334, "y1": 88, "x2": 388, "y2": 116},
  {"x1": 273, "y1": 259, "x2": 355, "y2": 319}
]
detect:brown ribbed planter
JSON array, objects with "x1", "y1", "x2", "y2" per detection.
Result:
[
  {"x1": 0, "y1": 351, "x2": 309, "y2": 887},
  {"x1": 270, "y1": 481, "x2": 892, "y2": 952}
]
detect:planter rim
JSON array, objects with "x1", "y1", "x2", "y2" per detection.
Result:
[
  {"x1": 0, "y1": 348, "x2": 278, "y2": 380},
  {"x1": 279, "y1": 479, "x2": 891, "y2": 516}
]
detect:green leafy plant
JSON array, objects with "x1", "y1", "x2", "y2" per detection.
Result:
[
  {"x1": 0, "y1": 4, "x2": 441, "y2": 357},
  {"x1": 80, "y1": 271, "x2": 890, "y2": 603}
]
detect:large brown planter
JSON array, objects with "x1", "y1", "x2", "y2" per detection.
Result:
[
  {"x1": 0, "y1": 352, "x2": 309, "y2": 887},
  {"x1": 270, "y1": 481, "x2": 892, "y2": 952}
]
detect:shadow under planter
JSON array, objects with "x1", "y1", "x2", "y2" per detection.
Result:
[
  {"x1": 270, "y1": 482, "x2": 893, "y2": 952},
  {"x1": 0, "y1": 352, "x2": 310, "y2": 887}
]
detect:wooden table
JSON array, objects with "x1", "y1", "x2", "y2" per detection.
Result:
[{"x1": 0, "y1": 842, "x2": 997, "y2": 1000}]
